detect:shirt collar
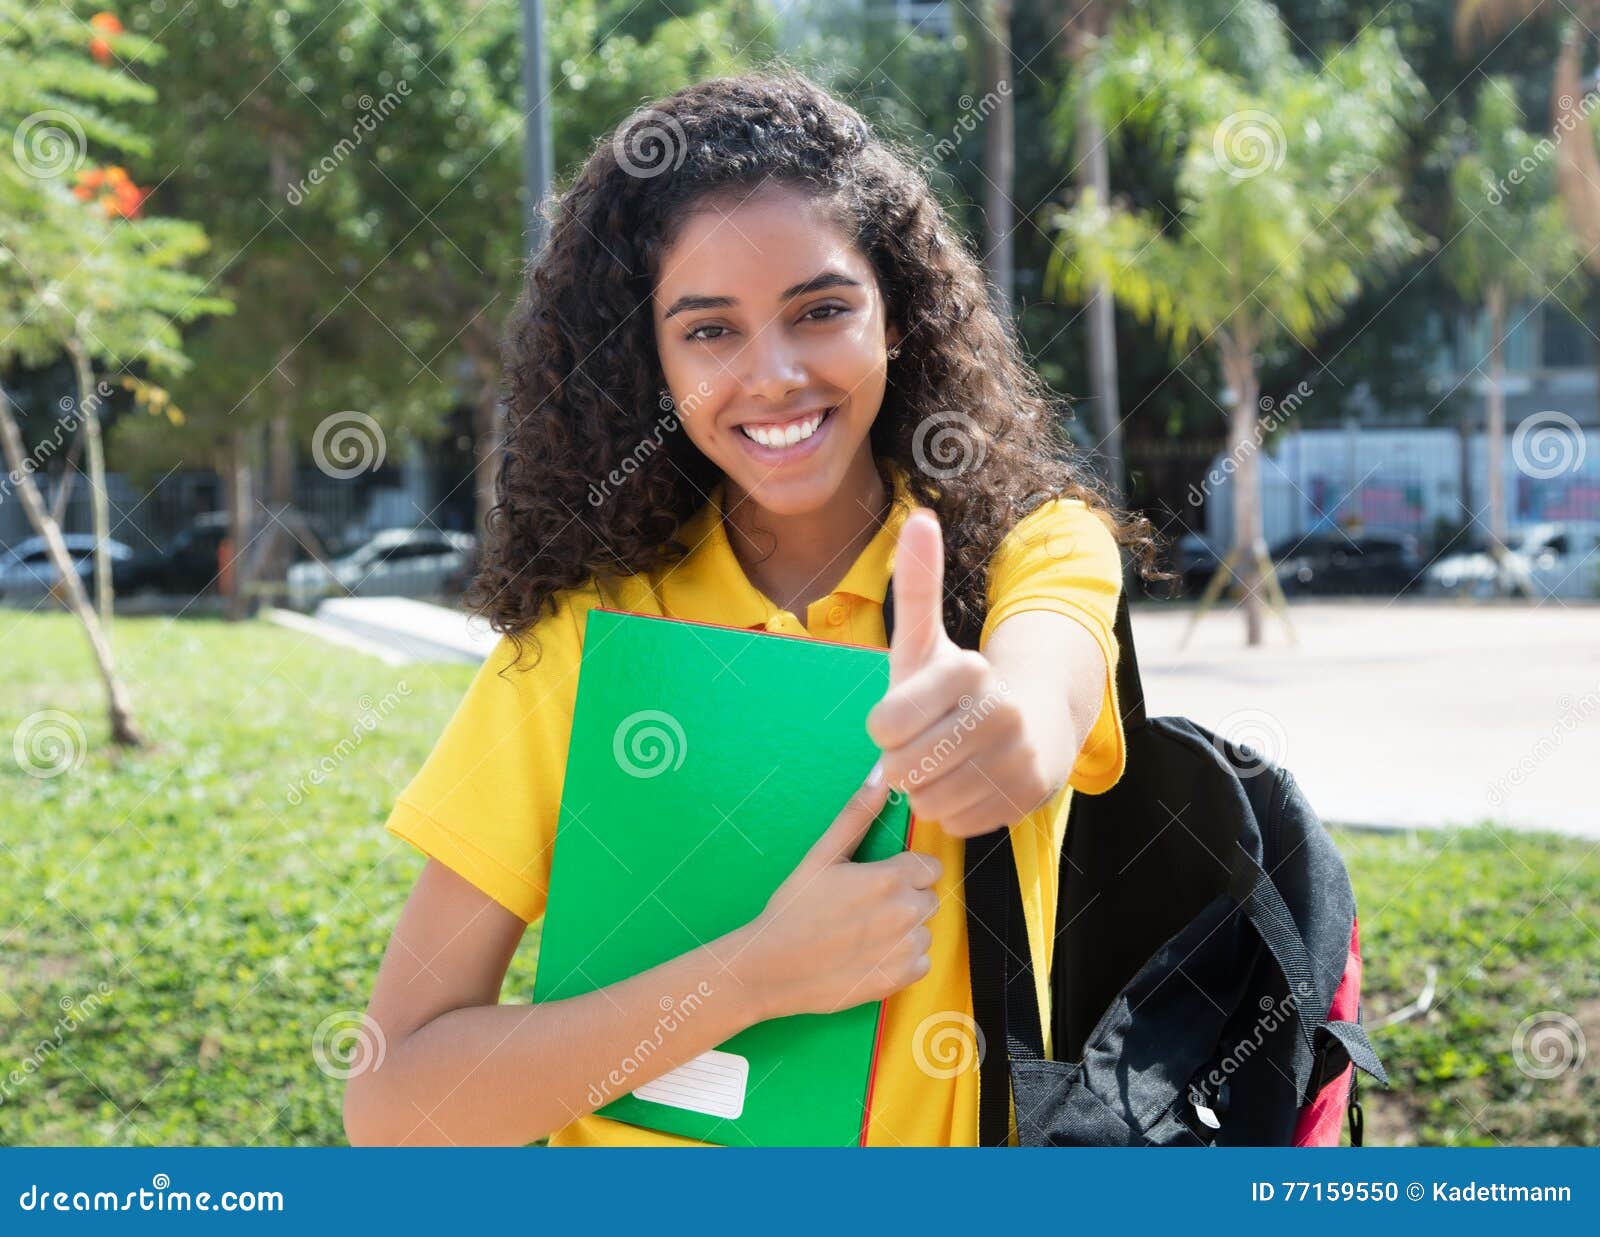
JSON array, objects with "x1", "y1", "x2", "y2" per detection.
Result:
[{"x1": 661, "y1": 460, "x2": 917, "y2": 629}]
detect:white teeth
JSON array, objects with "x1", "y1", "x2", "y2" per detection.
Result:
[{"x1": 740, "y1": 409, "x2": 829, "y2": 448}]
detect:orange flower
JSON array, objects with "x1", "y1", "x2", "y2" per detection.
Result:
[
  {"x1": 74, "y1": 164, "x2": 147, "y2": 219},
  {"x1": 111, "y1": 180, "x2": 147, "y2": 218},
  {"x1": 89, "y1": 12, "x2": 123, "y2": 65},
  {"x1": 72, "y1": 167, "x2": 106, "y2": 199}
]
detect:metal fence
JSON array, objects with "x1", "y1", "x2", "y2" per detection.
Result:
[{"x1": 0, "y1": 466, "x2": 478, "y2": 613}]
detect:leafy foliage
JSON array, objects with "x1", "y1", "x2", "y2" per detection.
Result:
[
  {"x1": 1443, "y1": 76, "x2": 1579, "y2": 308},
  {"x1": 0, "y1": 0, "x2": 231, "y2": 380},
  {"x1": 1047, "y1": 11, "x2": 1425, "y2": 354}
]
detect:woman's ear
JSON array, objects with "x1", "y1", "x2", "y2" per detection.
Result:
[{"x1": 887, "y1": 322, "x2": 903, "y2": 354}]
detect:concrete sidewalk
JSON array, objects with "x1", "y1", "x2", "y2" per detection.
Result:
[{"x1": 1127, "y1": 598, "x2": 1600, "y2": 839}]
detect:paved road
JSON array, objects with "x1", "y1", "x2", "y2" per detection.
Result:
[{"x1": 1128, "y1": 598, "x2": 1600, "y2": 839}]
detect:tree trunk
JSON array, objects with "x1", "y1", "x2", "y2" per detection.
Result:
[
  {"x1": 224, "y1": 427, "x2": 254, "y2": 622},
  {"x1": 1220, "y1": 330, "x2": 1265, "y2": 647},
  {"x1": 461, "y1": 328, "x2": 504, "y2": 538},
  {"x1": 0, "y1": 384, "x2": 143, "y2": 746},
  {"x1": 980, "y1": 0, "x2": 1015, "y2": 322},
  {"x1": 257, "y1": 409, "x2": 296, "y2": 598},
  {"x1": 1077, "y1": 81, "x2": 1123, "y2": 502},
  {"x1": 1485, "y1": 284, "x2": 1508, "y2": 569},
  {"x1": 1552, "y1": 25, "x2": 1600, "y2": 276},
  {"x1": 66, "y1": 343, "x2": 113, "y2": 629}
]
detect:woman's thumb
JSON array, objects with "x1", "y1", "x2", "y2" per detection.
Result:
[{"x1": 801, "y1": 759, "x2": 891, "y2": 872}]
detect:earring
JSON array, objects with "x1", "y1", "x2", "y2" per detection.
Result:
[
  {"x1": 887, "y1": 346, "x2": 902, "y2": 360},
  {"x1": 658, "y1": 387, "x2": 674, "y2": 410}
]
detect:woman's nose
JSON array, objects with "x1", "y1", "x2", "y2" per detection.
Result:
[{"x1": 737, "y1": 323, "x2": 806, "y2": 401}]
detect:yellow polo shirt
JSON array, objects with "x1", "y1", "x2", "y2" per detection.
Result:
[{"x1": 383, "y1": 461, "x2": 1127, "y2": 1146}]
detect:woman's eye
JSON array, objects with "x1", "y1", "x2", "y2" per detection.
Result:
[{"x1": 686, "y1": 304, "x2": 848, "y2": 342}]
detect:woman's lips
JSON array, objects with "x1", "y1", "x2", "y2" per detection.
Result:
[{"x1": 734, "y1": 405, "x2": 837, "y2": 463}]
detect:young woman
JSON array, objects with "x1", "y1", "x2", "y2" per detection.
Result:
[{"x1": 344, "y1": 68, "x2": 1162, "y2": 1148}]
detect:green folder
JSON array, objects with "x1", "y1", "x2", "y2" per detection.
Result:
[{"x1": 531, "y1": 607, "x2": 912, "y2": 1146}]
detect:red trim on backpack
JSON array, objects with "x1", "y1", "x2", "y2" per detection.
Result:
[{"x1": 1291, "y1": 913, "x2": 1363, "y2": 1146}]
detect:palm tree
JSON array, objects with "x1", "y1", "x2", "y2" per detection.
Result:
[
  {"x1": 1048, "y1": 18, "x2": 1423, "y2": 645},
  {"x1": 1055, "y1": 0, "x2": 1126, "y2": 504},
  {"x1": 1443, "y1": 79, "x2": 1579, "y2": 586},
  {"x1": 1457, "y1": 3, "x2": 1600, "y2": 277}
]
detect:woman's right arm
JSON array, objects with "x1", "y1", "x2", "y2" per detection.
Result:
[{"x1": 343, "y1": 769, "x2": 939, "y2": 1146}]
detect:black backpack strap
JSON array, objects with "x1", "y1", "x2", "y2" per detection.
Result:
[
  {"x1": 1110, "y1": 587, "x2": 1147, "y2": 732},
  {"x1": 1314, "y1": 1019, "x2": 1390, "y2": 1088},
  {"x1": 1225, "y1": 840, "x2": 1341, "y2": 1102}
]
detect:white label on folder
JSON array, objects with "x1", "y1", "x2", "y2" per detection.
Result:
[{"x1": 634, "y1": 1048, "x2": 748, "y2": 1119}]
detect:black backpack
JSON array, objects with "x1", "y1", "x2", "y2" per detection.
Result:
[{"x1": 882, "y1": 579, "x2": 1389, "y2": 1147}]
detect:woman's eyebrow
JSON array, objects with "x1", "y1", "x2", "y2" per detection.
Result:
[{"x1": 661, "y1": 270, "x2": 863, "y2": 320}]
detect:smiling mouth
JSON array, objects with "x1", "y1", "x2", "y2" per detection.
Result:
[{"x1": 736, "y1": 406, "x2": 836, "y2": 449}]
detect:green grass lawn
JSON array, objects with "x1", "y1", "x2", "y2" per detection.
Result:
[{"x1": 1, "y1": 612, "x2": 1594, "y2": 1146}]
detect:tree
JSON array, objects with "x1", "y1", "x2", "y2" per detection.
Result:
[
  {"x1": 1053, "y1": 0, "x2": 1126, "y2": 503},
  {"x1": 1046, "y1": 11, "x2": 1424, "y2": 645},
  {"x1": 0, "y1": 0, "x2": 229, "y2": 743},
  {"x1": 1456, "y1": 3, "x2": 1600, "y2": 275},
  {"x1": 975, "y1": 0, "x2": 1016, "y2": 320},
  {"x1": 1443, "y1": 78, "x2": 1580, "y2": 585}
]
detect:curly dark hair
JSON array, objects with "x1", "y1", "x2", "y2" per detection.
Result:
[{"x1": 467, "y1": 65, "x2": 1168, "y2": 665}]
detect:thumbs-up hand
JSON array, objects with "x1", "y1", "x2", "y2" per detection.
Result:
[{"x1": 867, "y1": 508, "x2": 1053, "y2": 839}]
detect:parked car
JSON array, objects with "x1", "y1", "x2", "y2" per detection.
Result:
[
  {"x1": 1425, "y1": 521, "x2": 1600, "y2": 600},
  {"x1": 0, "y1": 534, "x2": 136, "y2": 603},
  {"x1": 120, "y1": 511, "x2": 348, "y2": 596},
  {"x1": 118, "y1": 513, "x2": 230, "y2": 596},
  {"x1": 285, "y1": 527, "x2": 476, "y2": 610},
  {"x1": 1270, "y1": 530, "x2": 1421, "y2": 596}
]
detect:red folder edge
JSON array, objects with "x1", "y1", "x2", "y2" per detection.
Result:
[{"x1": 589, "y1": 606, "x2": 915, "y2": 1147}]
